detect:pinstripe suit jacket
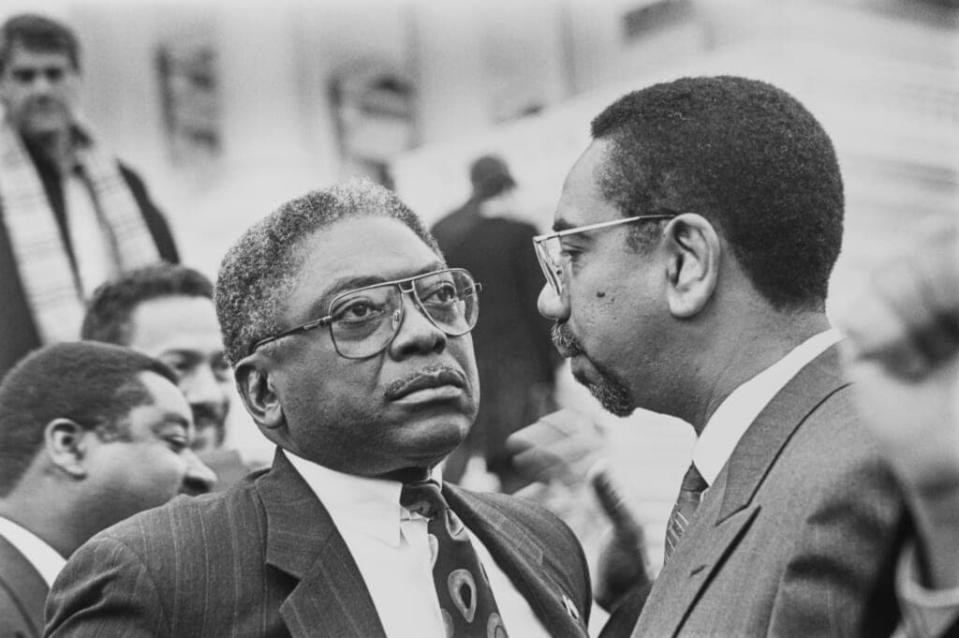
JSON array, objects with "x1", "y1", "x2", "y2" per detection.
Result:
[
  {"x1": 622, "y1": 346, "x2": 905, "y2": 637},
  {"x1": 0, "y1": 536, "x2": 48, "y2": 638},
  {"x1": 44, "y1": 451, "x2": 591, "y2": 637}
]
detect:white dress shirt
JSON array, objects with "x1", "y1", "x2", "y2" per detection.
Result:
[
  {"x1": 692, "y1": 329, "x2": 842, "y2": 485},
  {"x1": 894, "y1": 543, "x2": 959, "y2": 638},
  {"x1": 284, "y1": 450, "x2": 550, "y2": 638},
  {"x1": 0, "y1": 515, "x2": 66, "y2": 587}
]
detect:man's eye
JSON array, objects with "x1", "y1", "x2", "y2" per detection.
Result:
[
  {"x1": 211, "y1": 355, "x2": 231, "y2": 380},
  {"x1": 12, "y1": 69, "x2": 35, "y2": 83},
  {"x1": 161, "y1": 357, "x2": 190, "y2": 377},
  {"x1": 166, "y1": 436, "x2": 188, "y2": 453},
  {"x1": 333, "y1": 299, "x2": 385, "y2": 324},
  {"x1": 424, "y1": 283, "x2": 459, "y2": 304}
]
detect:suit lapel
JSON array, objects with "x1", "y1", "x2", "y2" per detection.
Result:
[
  {"x1": 634, "y1": 345, "x2": 849, "y2": 637},
  {"x1": 717, "y1": 345, "x2": 848, "y2": 523},
  {"x1": 258, "y1": 452, "x2": 386, "y2": 638},
  {"x1": 634, "y1": 472, "x2": 760, "y2": 637},
  {"x1": 444, "y1": 486, "x2": 589, "y2": 638},
  {"x1": 0, "y1": 535, "x2": 48, "y2": 637}
]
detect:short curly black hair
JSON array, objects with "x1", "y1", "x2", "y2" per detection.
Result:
[
  {"x1": 0, "y1": 342, "x2": 178, "y2": 496},
  {"x1": 591, "y1": 75, "x2": 844, "y2": 311},
  {"x1": 81, "y1": 262, "x2": 214, "y2": 346},
  {"x1": 0, "y1": 13, "x2": 80, "y2": 74},
  {"x1": 215, "y1": 178, "x2": 441, "y2": 365}
]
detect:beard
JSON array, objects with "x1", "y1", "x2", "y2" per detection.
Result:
[{"x1": 551, "y1": 323, "x2": 636, "y2": 417}]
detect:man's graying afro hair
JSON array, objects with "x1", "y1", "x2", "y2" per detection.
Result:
[{"x1": 215, "y1": 178, "x2": 441, "y2": 365}]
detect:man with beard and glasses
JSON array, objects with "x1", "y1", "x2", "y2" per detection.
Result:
[
  {"x1": 510, "y1": 76, "x2": 905, "y2": 637},
  {"x1": 45, "y1": 180, "x2": 592, "y2": 638},
  {"x1": 81, "y1": 262, "x2": 253, "y2": 490},
  {"x1": 0, "y1": 14, "x2": 179, "y2": 380},
  {"x1": 0, "y1": 342, "x2": 214, "y2": 638}
]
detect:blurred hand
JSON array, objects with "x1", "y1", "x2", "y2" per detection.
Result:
[
  {"x1": 838, "y1": 219, "x2": 959, "y2": 589},
  {"x1": 591, "y1": 467, "x2": 653, "y2": 612},
  {"x1": 505, "y1": 408, "x2": 605, "y2": 487},
  {"x1": 839, "y1": 220, "x2": 959, "y2": 496}
]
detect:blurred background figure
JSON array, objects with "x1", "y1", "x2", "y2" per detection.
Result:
[
  {"x1": 81, "y1": 262, "x2": 254, "y2": 490},
  {"x1": 0, "y1": 13, "x2": 179, "y2": 380},
  {"x1": 839, "y1": 219, "x2": 959, "y2": 638},
  {"x1": 0, "y1": 342, "x2": 213, "y2": 638},
  {"x1": 432, "y1": 154, "x2": 558, "y2": 493}
]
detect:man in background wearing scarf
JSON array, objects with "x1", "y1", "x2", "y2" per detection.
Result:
[{"x1": 0, "y1": 13, "x2": 179, "y2": 378}]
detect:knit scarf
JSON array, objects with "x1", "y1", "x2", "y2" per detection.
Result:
[{"x1": 0, "y1": 119, "x2": 160, "y2": 344}]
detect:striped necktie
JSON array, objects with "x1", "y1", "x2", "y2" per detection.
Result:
[
  {"x1": 663, "y1": 463, "x2": 708, "y2": 564},
  {"x1": 401, "y1": 480, "x2": 509, "y2": 638}
]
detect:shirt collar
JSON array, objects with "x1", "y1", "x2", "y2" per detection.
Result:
[
  {"x1": 693, "y1": 328, "x2": 841, "y2": 485},
  {"x1": 282, "y1": 450, "x2": 441, "y2": 548},
  {"x1": 0, "y1": 515, "x2": 66, "y2": 587}
]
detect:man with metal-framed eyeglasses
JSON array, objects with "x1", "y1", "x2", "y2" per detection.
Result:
[
  {"x1": 46, "y1": 179, "x2": 593, "y2": 638},
  {"x1": 507, "y1": 76, "x2": 905, "y2": 638},
  {"x1": 249, "y1": 268, "x2": 481, "y2": 360},
  {"x1": 533, "y1": 214, "x2": 676, "y2": 297}
]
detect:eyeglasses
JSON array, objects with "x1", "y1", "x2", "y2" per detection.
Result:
[
  {"x1": 249, "y1": 268, "x2": 481, "y2": 359},
  {"x1": 533, "y1": 214, "x2": 677, "y2": 296}
]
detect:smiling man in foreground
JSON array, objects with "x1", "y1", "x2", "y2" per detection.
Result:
[{"x1": 44, "y1": 180, "x2": 591, "y2": 638}]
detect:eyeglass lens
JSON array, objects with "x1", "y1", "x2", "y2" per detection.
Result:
[
  {"x1": 329, "y1": 269, "x2": 478, "y2": 358},
  {"x1": 535, "y1": 236, "x2": 566, "y2": 295}
]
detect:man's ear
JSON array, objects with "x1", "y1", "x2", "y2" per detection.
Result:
[
  {"x1": 44, "y1": 419, "x2": 89, "y2": 479},
  {"x1": 663, "y1": 214, "x2": 721, "y2": 318},
  {"x1": 234, "y1": 353, "x2": 284, "y2": 431}
]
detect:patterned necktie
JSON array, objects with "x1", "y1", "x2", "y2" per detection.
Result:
[
  {"x1": 400, "y1": 480, "x2": 509, "y2": 638},
  {"x1": 663, "y1": 463, "x2": 708, "y2": 564}
]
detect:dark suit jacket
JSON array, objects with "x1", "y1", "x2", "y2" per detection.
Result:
[
  {"x1": 0, "y1": 149, "x2": 179, "y2": 379},
  {"x1": 45, "y1": 451, "x2": 591, "y2": 637},
  {"x1": 0, "y1": 535, "x2": 49, "y2": 638},
  {"x1": 609, "y1": 346, "x2": 904, "y2": 637}
]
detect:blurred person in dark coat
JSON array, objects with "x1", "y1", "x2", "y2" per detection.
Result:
[
  {"x1": 0, "y1": 342, "x2": 214, "y2": 638},
  {"x1": 432, "y1": 155, "x2": 558, "y2": 493},
  {"x1": 0, "y1": 14, "x2": 179, "y2": 379},
  {"x1": 81, "y1": 263, "x2": 252, "y2": 490}
]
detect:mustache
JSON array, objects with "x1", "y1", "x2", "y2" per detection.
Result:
[
  {"x1": 26, "y1": 95, "x2": 66, "y2": 109},
  {"x1": 551, "y1": 323, "x2": 584, "y2": 357},
  {"x1": 191, "y1": 402, "x2": 227, "y2": 427}
]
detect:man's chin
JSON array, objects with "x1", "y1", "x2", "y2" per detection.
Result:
[{"x1": 572, "y1": 362, "x2": 635, "y2": 417}]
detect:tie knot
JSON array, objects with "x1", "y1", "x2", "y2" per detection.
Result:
[
  {"x1": 400, "y1": 480, "x2": 447, "y2": 519},
  {"x1": 681, "y1": 463, "x2": 708, "y2": 495}
]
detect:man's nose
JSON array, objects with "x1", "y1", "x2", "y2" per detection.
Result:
[
  {"x1": 180, "y1": 450, "x2": 217, "y2": 495},
  {"x1": 27, "y1": 72, "x2": 56, "y2": 93},
  {"x1": 388, "y1": 294, "x2": 447, "y2": 357},
  {"x1": 182, "y1": 365, "x2": 229, "y2": 410},
  {"x1": 537, "y1": 283, "x2": 569, "y2": 321}
]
